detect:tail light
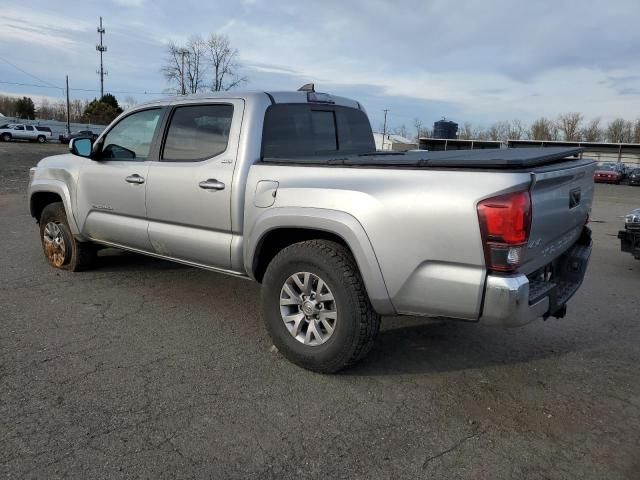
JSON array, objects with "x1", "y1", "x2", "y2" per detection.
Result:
[{"x1": 477, "y1": 190, "x2": 532, "y2": 273}]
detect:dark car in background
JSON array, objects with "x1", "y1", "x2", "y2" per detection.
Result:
[
  {"x1": 59, "y1": 129, "x2": 99, "y2": 144},
  {"x1": 594, "y1": 165, "x2": 623, "y2": 184},
  {"x1": 628, "y1": 168, "x2": 640, "y2": 186},
  {"x1": 618, "y1": 208, "x2": 640, "y2": 260}
]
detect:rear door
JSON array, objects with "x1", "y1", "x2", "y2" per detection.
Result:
[
  {"x1": 75, "y1": 107, "x2": 165, "y2": 251},
  {"x1": 145, "y1": 100, "x2": 244, "y2": 269},
  {"x1": 25, "y1": 125, "x2": 36, "y2": 139},
  {"x1": 522, "y1": 159, "x2": 596, "y2": 273}
]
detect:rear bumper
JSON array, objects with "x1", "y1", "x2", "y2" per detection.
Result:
[
  {"x1": 480, "y1": 227, "x2": 592, "y2": 327},
  {"x1": 618, "y1": 229, "x2": 640, "y2": 259}
]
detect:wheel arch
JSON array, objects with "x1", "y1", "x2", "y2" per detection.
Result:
[
  {"x1": 246, "y1": 208, "x2": 395, "y2": 315},
  {"x1": 29, "y1": 181, "x2": 82, "y2": 236}
]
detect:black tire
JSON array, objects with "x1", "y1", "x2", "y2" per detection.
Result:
[
  {"x1": 261, "y1": 240, "x2": 381, "y2": 373},
  {"x1": 2, "y1": 133, "x2": 11, "y2": 142},
  {"x1": 39, "y1": 202, "x2": 96, "y2": 271},
  {"x1": 37, "y1": 135, "x2": 46, "y2": 143}
]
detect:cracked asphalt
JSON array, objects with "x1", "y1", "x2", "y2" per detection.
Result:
[{"x1": 1, "y1": 143, "x2": 639, "y2": 479}]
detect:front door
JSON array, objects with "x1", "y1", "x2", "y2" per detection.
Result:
[
  {"x1": 75, "y1": 107, "x2": 164, "y2": 251},
  {"x1": 146, "y1": 100, "x2": 244, "y2": 269}
]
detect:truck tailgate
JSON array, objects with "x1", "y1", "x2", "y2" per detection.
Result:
[{"x1": 522, "y1": 158, "x2": 596, "y2": 274}]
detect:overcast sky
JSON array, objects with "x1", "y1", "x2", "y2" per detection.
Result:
[{"x1": 1, "y1": 0, "x2": 639, "y2": 131}]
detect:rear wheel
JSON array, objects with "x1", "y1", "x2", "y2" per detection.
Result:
[
  {"x1": 1, "y1": 133, "x2": 11, "y2": 142},
  {"x1": 39, "y1": 202, "x2": 96, "y2": 271},
  {"x1": 261, "y1": 240, "x2": 381, "y2": 373}
]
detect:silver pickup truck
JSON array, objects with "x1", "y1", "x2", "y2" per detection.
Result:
[{"x1": 28, "y1": 86, "x2": 595, "y2": 372}]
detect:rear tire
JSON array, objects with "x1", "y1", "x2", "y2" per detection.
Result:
[
  {"x1": 261, "y1": 240, "x2": 381, "y2": 373},
  {"x1": 39, "y1": 202, "x2": 96, "y2": 271}
]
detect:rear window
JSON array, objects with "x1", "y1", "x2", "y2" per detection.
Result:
[{"x1": 262, "y1": 104, "x2": 374, "y2": 159}]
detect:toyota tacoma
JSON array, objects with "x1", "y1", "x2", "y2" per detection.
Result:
[{"x1": 28, "y1": 86, "x2": 595, "y2": 372}]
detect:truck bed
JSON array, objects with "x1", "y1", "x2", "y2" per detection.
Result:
[{"x1": 263, "y1": 147, "x2": 585, "y2": 169}]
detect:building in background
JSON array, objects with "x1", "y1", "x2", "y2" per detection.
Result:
[
  {"x1": 374, "y1": 132, "x2": 417, "y2": 151},
  {"x1": 433, "y1": 119, "x2": 458, "y2": 139}
]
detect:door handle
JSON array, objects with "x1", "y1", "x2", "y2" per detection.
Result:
[
  {"x1": 125, "y1": 174, "x2": 145, "y2": 184},
  {"x1": 199, "y1": 179, "x2": 225, "y2": 190}
]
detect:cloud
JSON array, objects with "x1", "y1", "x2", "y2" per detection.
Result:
[{"x1": 2, "y1": 0, "x2": 640, "y2": 128}]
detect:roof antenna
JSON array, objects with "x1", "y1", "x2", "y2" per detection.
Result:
[{"x1": 298, "y1": 83, "x2": 315, "y2": 92}]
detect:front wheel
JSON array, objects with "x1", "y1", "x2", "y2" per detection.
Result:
[
  {"x1": 1, "y1": 133, "x2": 11, "y2": 142},
  {"x1": 39, "y1": 202, "x2": 96, "y2": 271},
  {"x1": 261, "y1": 240, "x2": 381, "y2": 373},
  {"x1": 37, "y1": 135, "x2": 46, "y2": 143}
]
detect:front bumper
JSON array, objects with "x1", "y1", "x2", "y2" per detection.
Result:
[
  {"x1": 480, "y1": 227, "x2": 592, "y2": 327},
  {"x1": 618, "y1": 229, "x2": 640, "y2": 259}
]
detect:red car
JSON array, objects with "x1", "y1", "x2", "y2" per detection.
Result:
[{"x1": 594, "y1": 166, "x2": 622, "y2": 184}]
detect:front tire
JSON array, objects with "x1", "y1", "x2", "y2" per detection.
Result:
[
  {"x1": 37, "y1": 135, "x2": 46, "y2": 143},
  {"x1": 39, "y1": 202, "x2": 96, "y2": 271},
  {"x1": 2, "y1": 133, "x2": 11, "y2": 142},
  {"x1": 261, "y1": 240, "x2": 381, "y2": 373}
]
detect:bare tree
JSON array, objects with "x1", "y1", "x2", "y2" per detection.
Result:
[
  {"x1": 581, "y1": 118, "x2": 602, "y2": 142},
  {"x1": 606, "y1": 118, "x2": 633, "y2": 143},
  {"x1": 205, "y1": 33, "x2": 247, "y2": 92},
  {"x1": 633, "y1": 119, "x2": 640, "y2": 144},
  {"x1": 162, "y1": 36, "x2": 207, "y2": 94},
  {"x1": 485, "y1": 123, "x2": 501, "y2": 141},
  {"x1": 529, "y1": 117, "x2": 559, "y2": 141},
  {"x1": 121, "y1": 96, "x2": 138, "y2": 111},
  {"x1": 391, "y1": 124, "x2": 409, "y2": 138},
  {"x1": 458, "y1": 122, "x2": 474, "y2": 140},
  {"x1": 557, "y1": 112, "x2": 583, "y2": 141},
  {"x1": 507, "y1": 119, "x2": 525, "y2": 140}
]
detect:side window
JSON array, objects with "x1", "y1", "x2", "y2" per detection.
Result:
[
  {"x1": 26, "y1": 125, "x2": 34, "y2": 131},
  {"x1": 14, "y1": 126, "x2": 24, "y2": 131},
  {"x1": 162, "y1": 104, "x2": 234, "y2": 162},
  {"x1": 101, "y1": 109, "x2": 161, "y2": 161}
]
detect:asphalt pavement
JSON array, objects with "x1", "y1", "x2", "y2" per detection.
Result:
[{"x1": 1, "y1": 143, "x2": 639, "y2": 479}]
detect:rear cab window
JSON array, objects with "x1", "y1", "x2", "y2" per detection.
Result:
[
  {"x1": 161, "y1": 104, "x2": 234, "y2": 162},
  {"x1": 262, "y1": 104, "x2": 374, "y2": 159}
]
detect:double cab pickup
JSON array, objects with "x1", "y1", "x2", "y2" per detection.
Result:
[{"x1": 28, "y1": 86, "x2": 595, "y2": 372}]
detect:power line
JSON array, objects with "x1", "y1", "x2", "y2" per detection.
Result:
[
  {"x1": 0, "y1": 55, "x2": 61, "y2": 89},
  {"x1": 0, "y1": 80, "x2": 164, "y2": 96}
]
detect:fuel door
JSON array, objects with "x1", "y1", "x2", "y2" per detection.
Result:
[{"x1": 253, "y1": 180, "x2": 279, "y2": 208}]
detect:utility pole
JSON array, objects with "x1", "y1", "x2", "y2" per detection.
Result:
[
  {"x1": 179, "y1": 49, "x2": 189, "y2": 95},
  {"x1": 65, "y1": 75, "x2": 70, "y2": 136},
  {"x1": 96, "y1": 17, "x2": 107, "y2": 98},
  {"x1": 381, "y1": 109, "x2": 389, "y2": 151}
]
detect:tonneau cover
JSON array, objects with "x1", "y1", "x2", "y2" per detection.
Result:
[{"x1": 263, "y1": 147, "x2": 585, "y2": 169}]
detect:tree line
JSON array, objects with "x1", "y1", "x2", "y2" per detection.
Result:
[
  {"x1": 397, "y1": 114, "x2": 640, "y2": 144},
  {"x1": 0, "y1": 93, "x2": 138, "y2": 125}
]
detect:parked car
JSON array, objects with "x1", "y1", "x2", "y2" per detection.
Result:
[
  {"x1": 594, "y1": 165, "x2": 622, "y2": 184},
  {"x1": 27, "y1": 87, "x2": 595, "y2": 372},
  {"x1": 0, "y1": 123, "x2": 51, "y2": 143},
  {"x1": 59, "y1": 129, "x2": 99, "y2": 144},
  {"x1": 628, "y1": 168, "x2": 640, "y2": 186},
  {"x1": 618, "y1": 208, "x2": 640, "y2": 260}
]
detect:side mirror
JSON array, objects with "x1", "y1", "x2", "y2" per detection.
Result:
[{"x1": 69, "y1": 137, "x2": 93, "y2": 158}]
